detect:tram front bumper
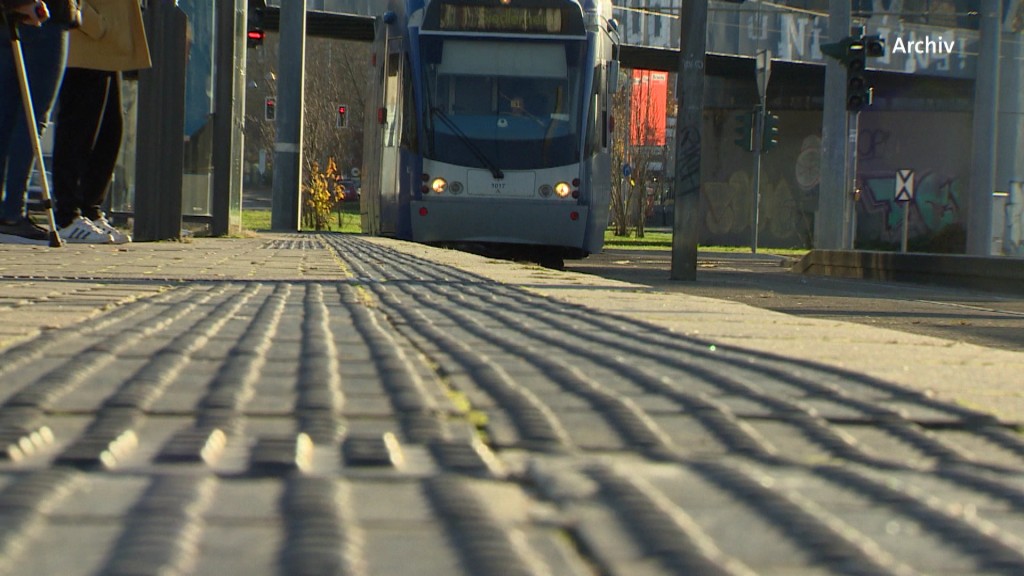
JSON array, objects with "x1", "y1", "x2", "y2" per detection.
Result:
[{"x1": 410, "y1": 199, "x2": 590, "y2": 248}]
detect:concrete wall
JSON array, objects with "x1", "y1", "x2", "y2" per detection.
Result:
[
  {"x1": 696, "y1": 109, "x2": 973, "y2": 249},
  {"x1": 855, "y1": 111, "x2": 973, "y2": 250}
]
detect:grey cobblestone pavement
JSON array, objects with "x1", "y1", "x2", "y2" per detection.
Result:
[{"x1": 1, "y1": 234, "x2": 1023, "y2": 575}]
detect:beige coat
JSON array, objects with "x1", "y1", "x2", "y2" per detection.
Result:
[{"x1": 67, "y1": 0, "x2": 151, "y2": 72}]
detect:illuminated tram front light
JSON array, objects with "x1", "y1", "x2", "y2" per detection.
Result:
[
  {"x1": 431, "y1": 178, "x2": 448, "y2": 193},
  {"x1": 554, "y1": 182, "x2": 571, "y2": 198}
]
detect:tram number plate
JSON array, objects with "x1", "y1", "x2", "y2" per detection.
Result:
[{"x1": 467, "y1": 170, "x2": 535, "y2": 197}]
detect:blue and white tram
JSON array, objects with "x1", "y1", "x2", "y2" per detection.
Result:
[{"x1": 361, "y1": 0, "x2": 620, "y2": 262}]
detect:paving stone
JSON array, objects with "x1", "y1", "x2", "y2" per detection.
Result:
[
  {"x1": 342, "y1": 432, "x2": 404, "y2": 468},
  {"x1": 248, "y1": 434, "x2": 315, "y2": 476},
  {"x1": 0, "y1": 235, "x2": 1022, "y2": 575}
]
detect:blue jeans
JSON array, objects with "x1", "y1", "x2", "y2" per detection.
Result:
[{"x1": 0, "y1": 22, "x2": 68, "y2": 221}]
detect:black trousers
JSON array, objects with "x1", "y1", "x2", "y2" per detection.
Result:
[{"x1": 52, "y1": 67, "x2": 122, "y2": 228}]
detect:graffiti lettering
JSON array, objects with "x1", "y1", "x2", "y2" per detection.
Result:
[
  {"x1": 858, "y1": 170, "x2": 963, "y2": 245},
  {"x1": 857, "y1": 128, "x2": 891, "y2": 161},
  {"x1": 675, "y1": 124, "x2": 701, "y2": 198}
]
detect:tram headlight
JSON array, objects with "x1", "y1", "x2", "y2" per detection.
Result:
[
  {"x1": 538, "y1": 184, "x2": 553, "y2": 198},
  {"x1": 450, "y1": 181, "x2": 464, "y2": 195},
  {"x1": 431, "y1": 177, "x2": 447, "y2": 194},
  {"x1": 554, "y1": 182, "x2": 571, "y2": 198}
]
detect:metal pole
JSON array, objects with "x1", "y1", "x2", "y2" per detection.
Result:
[
  {"x1": 670, "y1": 0, "x2": 707, "y2": 281},
  {"x1": 814, "y1": 0, "x2": 850, "y2": 250},
  {"x1": 271, "y1": 0, "x2": 307, "y2": 231},
  {"x1": 750, "y1": 34, "x2": 769, "y2": 255},
  {"x1": 966, "y1": 0, "x2": 1002, "y2": 255},
  {"x1": 212, "y1": 0, "x2": 245, "y2": 236},
  {"x1": 901, "y1": 201, "x2": 909, "y2": 253},
  {"x1": 751, "y1": 105, "x2": 763, "y2": 253},
  {"x1": 843, "y1": 111, "x2": 860, "y2": 249}
]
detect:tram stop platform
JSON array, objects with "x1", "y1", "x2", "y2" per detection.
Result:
[{"x1": 1, "y1": 233, "x2": 1023, "y2": 575}]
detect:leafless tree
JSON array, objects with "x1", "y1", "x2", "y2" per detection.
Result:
[
  {"x1": 244, "y1": 35, "x2": 370, "y2": 185},
  {"x1": 610, "y1": 69, "x2": 669, "y2": 238}
]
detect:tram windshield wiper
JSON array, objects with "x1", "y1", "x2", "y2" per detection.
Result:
[{"x1": 430, "y1": 107, "x2": 504, "y2": 179}]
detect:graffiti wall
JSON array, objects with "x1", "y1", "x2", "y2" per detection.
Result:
[
  {"x1": 855, "y1": 111, "x2": 972, "y2": 250},
  {"x1": 698, "y1": 110, "x2": 973, "y2": 249},
  {"x1": 700, "y1": 110, "x2": 821, "y2": 248}
]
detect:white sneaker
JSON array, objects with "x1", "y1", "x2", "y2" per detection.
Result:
[
  {"x1": 60, "y1": 217, "x2": 114, "y2": 244},
  {"x1": 91, "y1": 216, "x2": 132, "y2": 244}
]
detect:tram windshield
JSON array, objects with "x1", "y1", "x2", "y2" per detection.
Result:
[{"x1": 420, "y1": 37, "x2": 587, "y2": 170}]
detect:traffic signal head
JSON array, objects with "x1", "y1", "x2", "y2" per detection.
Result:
[
  {"x1": 822, "y1": 33, "x2": 882, "y2": 112},
  {"x1": 843, "y1": 47, "x2": 868, "y2": 111},
  {"x1": 247, "y1": 29, "x2": 265, "y2": 48},
  {"x1": 762, "y1": 112, "x2": 780, "y2": 152},
  {"x1": 733, "y1": 111, "x2": 753, "y2": 152},
  {"x1": 864, "y1": 35, "x2": 885, "y2": 58},
  {"x1": 846, "y1": 40, "x2": 870, "y2": 111},
  {"x1": 265, "y1": 97, "x2": 276, "y2": 121},
  {"x1": 248, "y1": 0, "x2": 266, "y2": 47},
  {"x1": 337, "y1": 105, "x2": 348, "y2": 128}
]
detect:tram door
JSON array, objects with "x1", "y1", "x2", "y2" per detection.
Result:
[{"x1": 379, "y1": 40, "x2": 403, "y2": 235}]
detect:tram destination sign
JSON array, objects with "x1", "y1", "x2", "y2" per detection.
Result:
[{"x1": 439, "y1": 4, "x2": 569, "y2": 33}]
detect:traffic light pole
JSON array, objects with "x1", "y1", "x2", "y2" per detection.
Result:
[
  {"x1": 815, "y1": 0, "x2": 850, "y2": 250},
  {"x1": 750, "y1": 105, "x2": 764, "y2": 254},
  {"x1": 844, "y1": 111, "x2": 860, "y2": 249},
  {"x1": 669, "y1": 0, "x2": 707, "y2": 281},
  {"x1": 271, "y1": 0, "x2": 307, "y2": 231},
  {"x1": 750, "y1": 49, "x2": 770, "y2": 254},
  {"x1": 966, "y1": 0, "x2": 1001, "y2": 255}
]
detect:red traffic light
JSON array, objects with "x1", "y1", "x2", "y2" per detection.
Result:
[{"x1": 247, "y1": 28, "x2": 265, "y2": 47}]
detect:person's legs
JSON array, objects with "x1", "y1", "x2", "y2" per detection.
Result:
[
  {"x1": 0, "y1": 23, "x2": 67, "y2": 224},
  {"x1": 52, "y1": 67, "x2": 111, "y2": 227},
  {"x1": 0, "y1": 27, "x2": 18, "y2": 200},
  {"x1": 79, "y1": 71, "x2": 122, "y2": 222}
]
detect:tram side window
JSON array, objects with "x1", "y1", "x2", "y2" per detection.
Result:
[
  {"x1": 401, "y1": 56, "x2": 418, "y2": 151},
  {"x1": 585, "y1": 65, "x2": 601, "y2": 157},
  {"x1": 385, "y1": 52, "x2": 400, "y2": 147}
]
